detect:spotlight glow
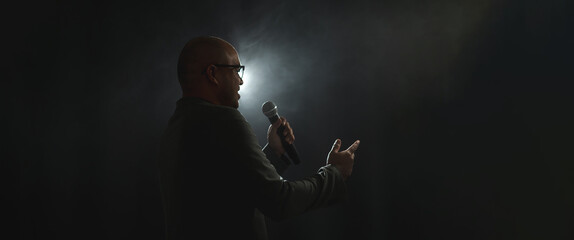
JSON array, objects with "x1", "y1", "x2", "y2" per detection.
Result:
[
  {"x1": 238, "y1": 58, "x2": 263, "y2": 108},
  {"x1": 236, "y1": 44, "x2": 285, "y2": 118}
]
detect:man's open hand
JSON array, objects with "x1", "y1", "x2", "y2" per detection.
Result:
[{"x1": 327, "y1": 139, "x2": 360, "y2": 180}]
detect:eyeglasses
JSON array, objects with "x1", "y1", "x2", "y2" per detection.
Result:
[{"x1": 214, "y1": 64, "x2": 245, "y2": 79}]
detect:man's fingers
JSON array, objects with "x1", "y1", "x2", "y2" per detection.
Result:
[
  {"x1": 346, "y1": 140, "x2": 361, "y2": 154},
  {"x1": 282, "y1": 121, "x2": 291, "y2": 135},
  {"x1": 271, "y1": 117, "x2": 283, "y2": 130},
  {"x1": 280, "y1": 119, "x2": 295, "y2": 144},
  {"x1": 284, "y1": 122, "x2": 294, "y2": 134},
  {"x1": 330, "y1": 139, "x2": 341, "y2": 153}
]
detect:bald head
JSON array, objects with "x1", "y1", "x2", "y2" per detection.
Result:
[
  {"x1": 177, "y1": 36, "x2": 238, "y2": 86},
  {"x1": 176, "y1": 36, "x2": 244, "y2": 108}
]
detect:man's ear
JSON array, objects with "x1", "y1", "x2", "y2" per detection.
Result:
[{"x1": 205, "y1": 65, "x2": 220, "y2": 85}]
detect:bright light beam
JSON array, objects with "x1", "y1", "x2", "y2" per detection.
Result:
[
  {"x1": 237, "y1": 48, "x2": 280, "y2": 114},
  {"x1": 238, "y1": 58, "x2": 263, "y2": 108}
]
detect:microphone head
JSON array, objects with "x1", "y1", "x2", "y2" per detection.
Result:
[{"x1": 262, "y1": 101, "x2": 278, "y2": 118}]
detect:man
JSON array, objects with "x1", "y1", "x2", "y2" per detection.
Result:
[{"x1": 159, "y1": 36, "x2": 360, "y2": 240}]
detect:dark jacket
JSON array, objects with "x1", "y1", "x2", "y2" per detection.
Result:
[{"x1": 159, "y1": 97, "x2": 346, "y2": 240}]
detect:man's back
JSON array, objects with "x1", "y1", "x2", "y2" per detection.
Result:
[{"x1": 159, "y1": 97, "x2": 267, "y2": 239}]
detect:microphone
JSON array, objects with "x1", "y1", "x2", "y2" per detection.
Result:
[{"x1": 262, "y1": 101, "x2": 301, "y2": 165}]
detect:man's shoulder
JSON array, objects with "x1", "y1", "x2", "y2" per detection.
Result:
[
  {"x1": 174, "y1": 97, "x2": 247, "y2": 127},
  {"x1": 177, "y1": 97, "x2": 242, "y2": 116},
  {"x1": 173, "y1": 97, "x2": 257, "y2": 146}
]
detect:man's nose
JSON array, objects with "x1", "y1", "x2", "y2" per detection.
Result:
[{"x1": 239, "y1": 77, "x2": 244, "y2": 85}]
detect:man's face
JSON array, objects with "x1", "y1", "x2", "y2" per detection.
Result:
[{"x1": 217, "y1": 49, "x2": 244, "y2": 109}]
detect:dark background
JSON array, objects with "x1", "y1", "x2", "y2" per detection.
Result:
[{"x1": 6, "y1": 0, "x2": 573, "y2": 239}]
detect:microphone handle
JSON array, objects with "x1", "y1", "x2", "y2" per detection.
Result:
[{"x1": 276, "y1": 124, "x2": 301, "y2": 165}]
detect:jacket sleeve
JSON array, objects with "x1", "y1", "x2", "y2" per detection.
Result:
[{"x1": 222, "y1": 109, "x2": 347, "y2": 221}]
